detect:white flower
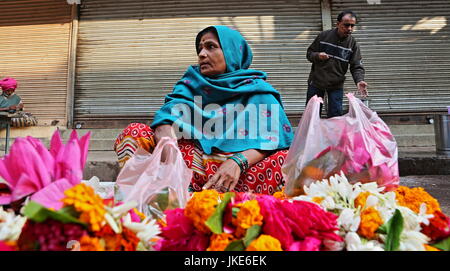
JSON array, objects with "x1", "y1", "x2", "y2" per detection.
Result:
[
  {"x1": 123, "y1": 214, "x2": 161, "y2": 250},
  {"x1": 0, "y1": 207, "x2": 27, "y2": 241},
  {"x1": 345, "y1": 232, "x2": 384, "y2": 251},
  {"x1": 338, "y1": 208, "x2": 360, "y2": 233},
  {"x1": 398, "y1": 231, "x2": 429, "y2": 251}
]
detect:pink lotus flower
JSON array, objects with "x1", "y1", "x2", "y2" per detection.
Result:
[{"x1": 0, "y1": 130, "x2": 90, "y2": 209}]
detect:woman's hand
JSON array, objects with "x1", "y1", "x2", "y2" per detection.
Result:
[
  {"x1": 154, "y1": 124, "x2": 177, "y2": 143},
  {"x1": 154, "y1": 124, "x2": 177, "y2": 162},
  {"x1": 203, "y1": 158, "x2": 241, "y2": 192}
]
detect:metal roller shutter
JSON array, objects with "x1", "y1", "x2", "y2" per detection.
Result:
[
  {"x1": 0, "y1": 0, "x2": 72, "y2": 126},
  {"x1": 74, "y1": 0, "x2": 322, "y2": 127},
  {"x1": 330, "y1": 0, "x2": 450, "y2": 113}
]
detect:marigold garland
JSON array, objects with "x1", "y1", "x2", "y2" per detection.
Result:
[
  {"x1": 184, "y1": 190, "x2": 220, "y2": 233},
  {"x1": 79, "y1": 235, "x2": 105, "y2": 251},
  {"x1": 395, "y1": 186, "x2": 441, "y2": 214},
  {"x1": 207, "y1": 233, "x2": 235, "y2": 251},
  {"x1": 358, "y1": 207, "x2": 383, "y2": 239},
  {"x1": 62, "y1": 183, "x2": 106, "y2": 232},
  {"x1": 354, "y1": 191, "x2": 371, "y2": 209},
  {"x1": 233, "y1": 200, "x2": 264, "y2": 237},
  {"x1": 246, "y1": 234, "x2": 282, "y2": 251},
  {"x1": 273, "y1": 187, "x2": 287, "y2": 200}
]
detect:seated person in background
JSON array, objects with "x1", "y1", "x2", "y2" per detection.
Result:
[
  {"x1": 114, "y1": 26, "x2": 294, "y2": 194},
  {"x1": 0, "y1": 77, "x2": 37, "y2": 128}
]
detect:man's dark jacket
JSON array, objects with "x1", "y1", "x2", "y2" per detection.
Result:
[{"x1": 307, "y1": 28, "x2": 365, "y2": 90}]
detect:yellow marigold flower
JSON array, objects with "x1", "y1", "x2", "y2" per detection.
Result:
[
  {"x1": 354, "y1": 191, "x2": 371, "y2": 209},
  {"x1": 273, "y1": 187, "x2": 288, "y2": 200},
  {"x1": 312, "y1": 197, "x2": 324, "y2": 204},
  {"x1": 184, "y1": 189, "x2": 220, "y2": 233},
  {"x1": 424, "y1": 244, "x2": 441, "y2": 251},
  {"x1": 358, "y1": 207, "x2": 383, "y2": 239},
  {"x1": 246, "y1": 235, "x2": 282, "y2": 251},
  {"x1": 234, "y1": 200, "x2": 263, "y2": 238},
  {"x1": 395, "y1": 186, "x2": 441, "y2": 214},
  {"x1": 62, "y1": 183, "x2": 106, "y2": 232},
  {"x1": 80, "y1": 235, "x2": 105, "y2": 251},
  {"x1": 207, "y1": 233, "x2": 235, "y2": 251}
]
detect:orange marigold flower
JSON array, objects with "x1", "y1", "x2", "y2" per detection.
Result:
[
  {"x1": 184, "y1": 189, "x2": 220, "y2": 233},
  {"x1": 207, "y1": 233, "x2": 235, "y2": 251},
  {"x1": 395, "y1": 186, "x2": 441, "y2": 214},
  {"x1": 234, "y1": 200, "x2": 263, "y2": 238},
  {"x1": 424, "y1": 244, "x2": 441, "y2": 251},
  {"x1": 354, "y1": 191, "x2": 371, "y2": 209},
  {"x1": 358, "y1": 207, "x2": 383, "y2": 239},
  {"x1": 121, "y1": 227, "x2": 140, "y2": 251},
  {"x1": 80, "y1": 235, "x2": 105, "y2": 251},
  {"x1": 62, "y1": 183, "x2": 106, "y2": 231},
  {"x1": 246, "y1": 235, "x2": 282, "y2": 251},
  {"x1": 273, "y1": 187, "x2": 288, "y2": 200},
  {"x1": 312, "y1": 197, "x2": 324, "y2": 204}
]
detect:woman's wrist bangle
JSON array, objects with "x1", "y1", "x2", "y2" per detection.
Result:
[
  {"x1": 229, "y1": 153, "x2": 249, "y2": 172},
  {"x1": 229, "y1": 156, "x2": 244, "y2": 172}
]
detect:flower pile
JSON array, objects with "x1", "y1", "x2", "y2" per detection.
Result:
[
  {"x1": 0, "y1": 206, "x2": 27, "y2": 250},
  {"x1": 1, "y1": 183, "x2": 161, "y2": 251},
  {"x1": 155, "y1": 189, "x2": 344, "y2": 251},
  {"x1": 292, "y1": 172, "x2": 450, "y2": 251}
]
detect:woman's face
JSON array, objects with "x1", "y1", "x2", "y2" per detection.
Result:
[{"x1": 197, "y1": 31, "x2": 226, "y2": 77}]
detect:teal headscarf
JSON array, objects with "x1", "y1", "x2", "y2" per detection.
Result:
[{"x1": 151, "y1": 25, "x2": 293, "y2": 154}]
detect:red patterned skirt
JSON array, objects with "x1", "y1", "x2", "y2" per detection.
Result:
[{"x1": 114, "y1": 123, "x2": 288, "y2": 195}]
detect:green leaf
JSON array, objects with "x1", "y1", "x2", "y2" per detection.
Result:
[
  {"x1": 23, "y1": 201, "x2": 85, "y2": 225},
  {"x1": 384, "y1": 209, "x2": 404, "y2": 251},
  {"x1": 430, "y1": 236, "x2": 450, "y2": 251},
  {"x1": 224, "y1": 240, "x2": 245, "y2": 251},
  {"x1": 232, "y1": 207, "x2": 240, "y2": 218},
  {"x1": 243, "y1": 225, "x2": 262, "y2": 247},
  {"x1": 205, "y1": 192, "x2": 234, "y2": 234},
  {"x1": 376, "y1": 224, "x2": 387, "y2": 235}
]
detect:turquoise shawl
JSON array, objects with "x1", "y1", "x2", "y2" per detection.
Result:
[{"x1": 151, "y1": 25, "x2": 293, "y2": 154}]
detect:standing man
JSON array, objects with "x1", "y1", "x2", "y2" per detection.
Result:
[{"x1": 306, "y1": 10, "x2": 368, "y2": 118}]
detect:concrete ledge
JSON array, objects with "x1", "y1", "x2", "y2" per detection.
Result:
[
  {"x1": 84, "y1": 153, "x2": 450, "y2": 182},
  {"x1": 399, "y1": 156, "x2": 450, "y2": 176}
]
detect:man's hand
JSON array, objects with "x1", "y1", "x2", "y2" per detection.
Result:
[
  {"x1": 203, "y1": 159, "x2": 241, "y2": 192},
  {"x1": 357, "y1": 81, "x2": 368, "y2": 97},
  {"x1": 318, "y1": 52, "x2": 330, "y2": 61}
]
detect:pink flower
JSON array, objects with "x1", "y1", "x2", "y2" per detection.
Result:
[
  {"x1": 256, "y1": 195, "x2": 293, "y2": 249},
  {"x1": 256, "y1": 195, "x2": 343, "y2": 251},
  {"x1": 0, "y1": 241, "x2": 15, "y2": 251},
  {"x1": 0, "y1": 130, "x2": 90, "y2": 209},
  {"x1": 288, "y1": 237, "x2": 321, "y2": 251},
  {"x1": 157, "y1": 208, "x2": 209, "y2": 251}
]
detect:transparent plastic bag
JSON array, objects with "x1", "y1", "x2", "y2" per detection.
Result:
[
  {"x1": 115, "y1": 137, "x2": 192, "y2": 219},
  {"x1": 282, "y1": 93, "x2": 399, "y2": 197}
]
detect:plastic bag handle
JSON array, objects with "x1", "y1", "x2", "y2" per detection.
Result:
[{"x1": 153, "y1": 136, "x2": 183, "y2": 165}]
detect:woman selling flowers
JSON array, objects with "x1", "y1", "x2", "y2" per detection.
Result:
[{"x1": 114, "y1": 26, "x2": 294, "y2": 195}]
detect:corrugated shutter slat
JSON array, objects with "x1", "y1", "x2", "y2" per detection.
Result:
[{"x1": 74, "y1": 0, "x2": 322, "y2": 121}]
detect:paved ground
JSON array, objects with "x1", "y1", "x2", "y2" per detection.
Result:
[{"x1": 400, "y1": 175, "x2": 450, "y2": 215}]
